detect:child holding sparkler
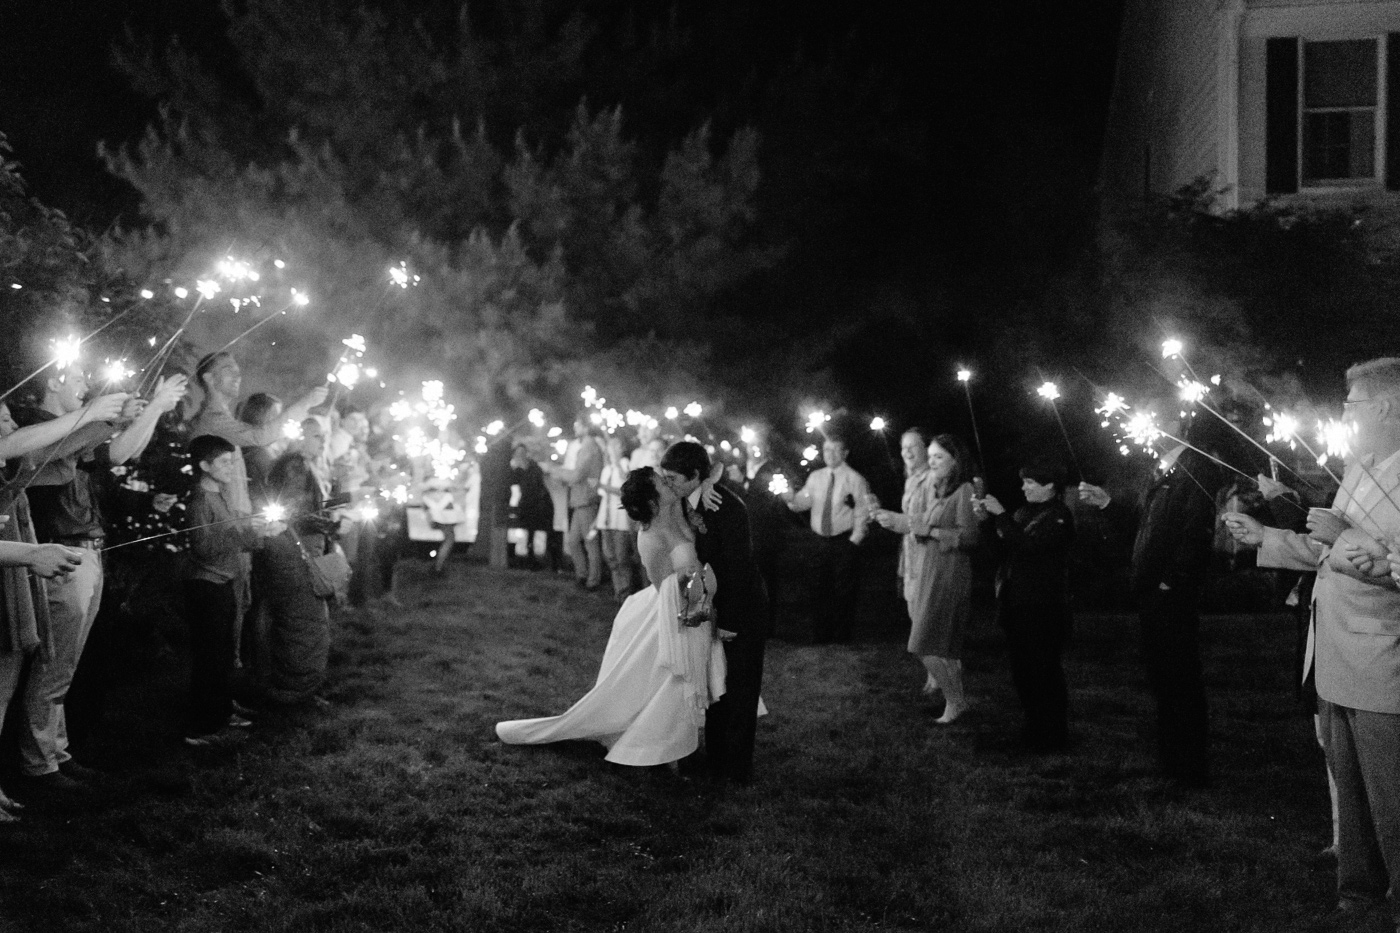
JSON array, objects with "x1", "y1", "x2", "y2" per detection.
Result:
[{"x1": 182, "y1": 434, "x2": 284, "y2": 747}]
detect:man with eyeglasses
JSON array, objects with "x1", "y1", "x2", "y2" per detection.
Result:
[{"x1": 1226, "y1": 358, "x2": 1400, "y2": 926}]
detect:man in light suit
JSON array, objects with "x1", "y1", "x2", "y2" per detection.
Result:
[{"x1": 1226, "y1": 357, "x2": 1400, "y2": 924}]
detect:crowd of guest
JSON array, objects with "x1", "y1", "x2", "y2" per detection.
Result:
[
  {"x1": 1, "y1": 323, "x2": 1393, "y2": 927},
  {"x1": 0, "y1": 341, "x2": 419, "y2": 816}
]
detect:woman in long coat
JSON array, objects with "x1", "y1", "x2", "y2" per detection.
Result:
[{"x1": 873, "y1": 431, "x2": 980, "y2": 723}]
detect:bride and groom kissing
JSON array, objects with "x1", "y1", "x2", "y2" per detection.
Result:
[{"x1": 496, "y1": 441, "x2": 770, "y2": 787}]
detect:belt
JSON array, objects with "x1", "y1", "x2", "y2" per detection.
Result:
[
  {"x1": 818, "y1": 529, "x2": 852, "y2": 540},
  {"x1": 56, "y1": 537, "x2": 104, "y2": 550}
]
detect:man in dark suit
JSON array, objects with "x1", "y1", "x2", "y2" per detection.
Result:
[{"x1": 660, "y1": 441, "x2": 769, "y2": 786}]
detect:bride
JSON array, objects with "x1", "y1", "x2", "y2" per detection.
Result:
[{"x1": 495, "y1": 466, "x2": 726, "y2": 766}]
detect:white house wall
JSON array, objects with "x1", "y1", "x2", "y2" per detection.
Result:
[{"x1": 1100, "y1": 1, "x2": 1225, "y2": 204}]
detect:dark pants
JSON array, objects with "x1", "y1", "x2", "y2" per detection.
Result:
[
  {"x1": 1001, "y1": 602, "x2": 1070, "y2": 750},
  {"x1": 1137, "y1": 588, "x2": 1209, "y2": 784},
  {"x1": 754, "y1": 547, "x2": 781, "y2": 638},
  {"x1": 705, "y1": 632, "x2": 766, "y2": 784},
  {"x1": 184, "y1": 579, "x2": 236, "y2": 737},
  {"x1": 812, "y1": 533, "x2": 859, "y2": 643}
]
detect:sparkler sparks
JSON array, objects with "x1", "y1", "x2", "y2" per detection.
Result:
[
  {"x1": 805, "y1": 410, "x2": 829, "y2": 433},
  {"x1": 1177, "y1": 379, "x2": 1209, "y2": 404},
  {"x1": 1318, "y1": 418, "x2": 1353, "y2": 465},
  {"x1": 956, "y1": 368, "x2": 972, "y2": 383},
  {"x1": 870, "y1": 416, "x2": 887, "y2": 431},
  {"x1": 1162, "y1": 338, "x2": 1183, "y2": 359},
  {"x1": 262, "y1": 503, "x2": 287, "y2": 524},
  {"x1": 51, "y1": 335, "x2": 82, "y2": 370},
  {"x1": 1264, "y1": 412, "x2": 1301, "y2": 449},
  {"x1": 665, "y1": 406, "x2": 679, "y2": 420},
  {"x1": 684, "y1": 402, "x2": 703, "y2": 418},
  {"x1": 768, "y1": 474, "x2": 790, "y2": 496},
  {"x1": 1036, "y1": 381, "x2": 1061, "y2": 402},
  {"x1": 528, "y1": 409, "x2": 546, "y2": 428}
]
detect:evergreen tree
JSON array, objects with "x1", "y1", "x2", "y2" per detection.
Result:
[{"x1": 101, "y1": 0, "x2": 773, "y2": 417}]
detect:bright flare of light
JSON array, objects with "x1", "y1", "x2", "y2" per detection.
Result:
[
  {"x1": 1036, "y1": 382, "x2": 1061, "y2": 402},
  {"x1": 1318, "y1": 418, "x2": 1353, "y2": 465},
  {"x1": 1124, "y1": 411, "x2": 1163, "y2": 451},
  {"x1": 173, "y1": 287, "x2": 189, "y2": 299},
  {"x1": 547, "y1": 426, "x2": 563, "y2": 438},
  {"x1": 389, "y1": 264, "x2": 409, "y2": 288},
  {"x1": 665, "y1": 406, "x2": 679, "y2": 420},
  {"x1": 342, "y1": 334, "x2": 367, "y2": 354},
  {"x1": 281, "y1": 420, "x2": 303, "y2": 441},
  {"x1": 389, "y1": 400, "x2": 413, "y2": 422},
  {"x1": 356, "y1": 504, "x2": 380, "y2": 522},
  {"x1": 528, "y1": 408, "x2": 546, "y2": 428},
  {"x1": 1177, "y1": 379, "x2": 1209, "y2": 404},
  {"x1": 768, "y1": 474, "x2": 790, "y2": 496},
  {"x1": 803, "y1": 445, "x2": 819, "y2": 461},
  {"x1": 291, "y1": 289, "x2": 310, "y2": 306},
  {"x1": 684, "y1": 402, "x2": 702, "y2": 418},
  {"x1": 274, "y1": 259, "x2": 286, "y2": 269},
  {"x1": 740, "y1": 426, "x2": 756, "y2": 444},
  {"x1": 102, "y1": 360, "x2": 133, "y2": 384},
  {"x1": 216, "y1": 258, "x2": 258, "y2": 282},
  {"x1": 581, "y1": 386, "x2": 599, "y2": 408},
  {"x1": 553, "y1": 439, "x2": 569, "y2": 456},
  {"x1": 333, "y1": 363, "x2": 361, "y2": 387},
  {"x1": 139, "y1": 289, "x2": 154, "y2": 300},
  {"x1": 589, "y1": 411, "x2": 603, "y2": 425},
  {"x1": 262, "y1": 503, "x2": 287, "y2": 523},
  {"x1": 422, "y1": 380, "x2": 444, "y2": 403},
  {"x1": 956, "y1": 368, "x2": 972, "y2": 383},
  {"x1": 390, "y1": 485, "x2": 409, "y2": 505},
  {"x1": 1162, "y1": 338, "x2": 1183, "y2": 359},
  {"x1": 1264, "y1": 412, "x2": 1301, "y2": 449},
  {"x1": 805, "y1": 410, "x2": 828, "y2": 433},
  {"x1": 1095, "y1": 393, "x2": 1129, "y2": 418},
  {"x1": 870, "y1": 416, "x2": 887, "y2": 432},
  {"x1": 475, "y1": 436, "x2": 489, "y2": 455},
  {"x1": 51, "y1": 335, "x2": 82, "y2": 369},
  {"x1": 195, "y1": 279, "x2": 221, "y2": 300}
]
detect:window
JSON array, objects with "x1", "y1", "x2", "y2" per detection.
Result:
[{"x1": 1301, "y1": 38, "x2": 1380, "y2": 186}]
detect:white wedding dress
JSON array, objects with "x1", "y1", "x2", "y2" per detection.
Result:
[{"x1": 496, "y1": 542, "x2": 726, "y2": 766}]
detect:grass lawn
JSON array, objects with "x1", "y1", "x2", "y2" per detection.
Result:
[{"x1": 0, "y1": 557, "x2": 1363, "y2": 932}]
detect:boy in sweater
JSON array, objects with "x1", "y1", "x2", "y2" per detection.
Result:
[{"x1": 184, "y1": 435, "x2": 283, "y2": 746}]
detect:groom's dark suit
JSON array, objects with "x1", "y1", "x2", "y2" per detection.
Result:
[{"x1": 692, "y1": 483, "x2": 769, "y2": 784}]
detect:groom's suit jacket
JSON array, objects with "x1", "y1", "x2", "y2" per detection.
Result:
[{"x1": 693, "y1": 483, "x2": 770, "y2": 639}]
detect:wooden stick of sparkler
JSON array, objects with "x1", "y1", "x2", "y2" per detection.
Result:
[{"x1": 956, "y1": 367, "x2": 986, "y2": 474}]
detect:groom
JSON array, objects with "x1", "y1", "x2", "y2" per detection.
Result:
[{"x1": 660, "y1": 441, "x2": 770, "y2": 786}]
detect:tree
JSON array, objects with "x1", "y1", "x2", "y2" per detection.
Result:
[{"x1": 101, "y1": 0, "x2": 773, "y2": 422}]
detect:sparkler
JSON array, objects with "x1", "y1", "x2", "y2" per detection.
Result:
[
  {"x1": 101, "y1": 504, "x2": 344, "y2": 554},
  {"x1": 804, "y1": 410, "x2": 828, "y2": 434},
  {"x1": 1035, "y1": 379, "x2": 1082, "y2": 479},
  {"x1": 768, "y1": 474, "x2": 790, "y2": 496},
  {"x1": 869, "y1": 416, "x2": 886, "y2": 431},
  {"x1": 213, "y1": 290, "x2": 311, "y2": 355},
  {"x1": 956, "y1": 366, "x2": 986, "y2": 474}
]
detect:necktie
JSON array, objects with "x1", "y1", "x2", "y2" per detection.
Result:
[{"x1": 820, "y1": 471, "x2": 835, "y2": 536}]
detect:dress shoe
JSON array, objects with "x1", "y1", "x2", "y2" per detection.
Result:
[{"x1": 19, "y1": 770, "x2": 90, "y2": 800}]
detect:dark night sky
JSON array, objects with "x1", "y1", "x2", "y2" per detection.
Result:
[{"x1": 0, "y1": 0, "x2": 1126, "y2": 247}]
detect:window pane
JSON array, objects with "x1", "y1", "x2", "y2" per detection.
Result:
[
  {"x1": 1304, "y1": 40, "x2": 1377, "y2": 108},
  {"x1": 1303, "y1": 110, "x2": 1375, "y2": 180}
]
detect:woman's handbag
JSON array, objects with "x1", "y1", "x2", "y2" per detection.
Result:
[{"x1": 291, "y1": 529, "x2": 351, "y2": 599}]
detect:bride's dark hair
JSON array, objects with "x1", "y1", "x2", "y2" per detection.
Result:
[{"x1": 621, "y1": 466, "x2": 660, "y2": 524}]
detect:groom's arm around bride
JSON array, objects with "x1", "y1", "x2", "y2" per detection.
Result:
[{"x1": 660, "y1": 442, "x2": 770, "y2": 786}]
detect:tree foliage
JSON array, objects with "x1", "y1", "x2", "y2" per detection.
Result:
[{"x1": 101, "y1": 0, "x2": 776, "y2": 420}]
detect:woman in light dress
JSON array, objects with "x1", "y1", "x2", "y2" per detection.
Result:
[
  {"x1": 872, "y1": 431, "x2": 981, "y2": 723},
  {"x1": 496, "y1": 466, "x2": 725, "y2": 766}
]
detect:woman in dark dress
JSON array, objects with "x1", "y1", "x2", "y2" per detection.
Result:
[
  {"x1": 509, "y1": 443, "x2": 554, "y2": 570},
  {"x1": 255, "y1": 434, "x2": 335, "y2": 704},
  {"x1": 977, "y1": 461, "x2": 1075, "y2": 751}
]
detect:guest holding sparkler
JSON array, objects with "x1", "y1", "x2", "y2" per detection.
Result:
[
  {"x1": 544, "y1": 414, "x2": 605, "y2": 591},
  {"x1": 596, "y1": 434, "x2": 640, "y2": 600},
  {"x1": 976, "y1": 461, "x2": 1075, "y2": 752},
  {"x1": 1082, "y1": 411, "x2": 1232, "y2": 788},
  {"x1": 508, "y1": 443, "x2": 552, "y2": 571},
  {"x1": 1228, "y1": 358, "x2": 1400, "y2": 919},
  {"x1": 9, "y1": 353, "x2": 186, "y2": 796},
  {"x1": 742, "y1": 432, "x2": 791, "y2": 638},
  {"x1": 781, "y1": 428, "x2": 871, "y2": 643},
  {"x1": 182, "y1": 435, "x2": 285, "y2": 747},
  {"x1": 253, "y1": 422, "x2": 339, "y2": 706},
  {"x1": 0, "y1": 393, "x2": 127, "y2": 809},
  {"x1": 871, "y1": 431, "x2": 980, "y2": 723}
]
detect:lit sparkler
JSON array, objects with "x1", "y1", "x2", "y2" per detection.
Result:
[{"x1": 768, "y1": 474, "x2": 790, "y2": 496}]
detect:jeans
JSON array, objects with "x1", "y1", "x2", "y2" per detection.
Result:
[{"x1": 20, "y1": 548, "x2": 103, "y2": 776}]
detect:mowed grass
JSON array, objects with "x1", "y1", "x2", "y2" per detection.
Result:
[{"x1": 0, "y1": 558, "x2": 1360, "y2": 933}]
